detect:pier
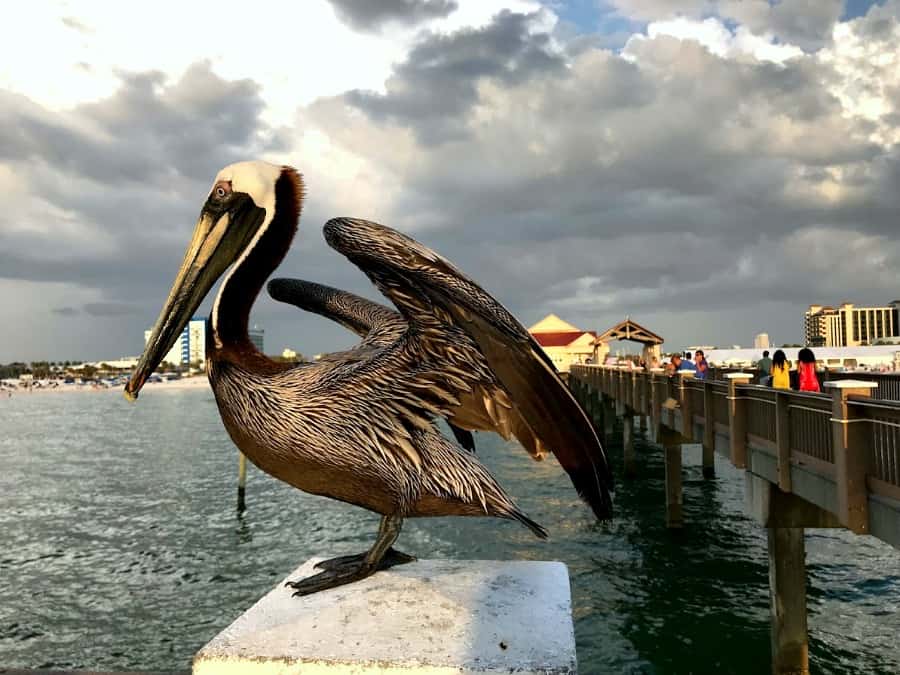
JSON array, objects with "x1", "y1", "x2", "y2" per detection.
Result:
[{"x1": 569, "y1": 364, "x2": 900, "y2": 675}]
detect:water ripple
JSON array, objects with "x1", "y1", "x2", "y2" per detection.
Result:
[{"x1": 0, "y1": 390, "x2": 898, "y2": 673}]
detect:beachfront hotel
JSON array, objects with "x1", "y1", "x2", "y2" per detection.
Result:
[
  {"x1": 805, "y1": 301, "x2": 900, "y2": 347},
  {"x1": 144, "y1": 319, "x2": 264, "y2": 366},
  {"x1": 144, "y1": 316, "x2": 207, "y2": 366},
  {"x1": 528, "y1": 314, "x2": 596, "y2": 373}
]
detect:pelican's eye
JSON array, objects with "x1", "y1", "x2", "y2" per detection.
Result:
[{"x1": 213, "y1": 181, "x2": 232, "y2": 200}]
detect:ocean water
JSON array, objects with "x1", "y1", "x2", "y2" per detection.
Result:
[{"x1": 1, "y1": 387, "x2": 898, "y2": 674}]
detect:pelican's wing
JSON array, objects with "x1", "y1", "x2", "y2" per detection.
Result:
[
  {"x1": 323, "y1": 217, "x2": 613, "y2": 520},
  {"x1": 267, "y1": 277, "x2": 477, "y2": 452},
  {"x1": 267, "y1": 278, "x2": 405, "y2": 348}
]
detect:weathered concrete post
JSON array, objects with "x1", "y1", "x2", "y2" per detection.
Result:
[
  {"x1": 727, "y1": 373, "x2": 753, "y2": 468},
  {"x1": 826, "y1": 380, "x2": 878, "y2": 534},
  {"x1": 194, "y1": 559, "x2": 578, "y2": 674},
  {"x1": 701, "y1": 381, "x2": 715, "y2": 479},
  {"x1": 623, "y1": 412, "x2": 636, "y2": 479}
]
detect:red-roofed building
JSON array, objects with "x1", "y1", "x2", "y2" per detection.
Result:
[{"x1": 528, "y1": 314, "x2": 596, "y2": 372}]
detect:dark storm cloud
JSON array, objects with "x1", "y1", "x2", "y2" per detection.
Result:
[
  {"x1": 0, "y1": 63, "x2": 279, "y2": 187},
  {"x1": 342, "y1": 10, "x2": 565, "y2": 142},
  {"x1": 83, "y1": 302, "x2": 140, "y2": 316},
  {"x1": 0, "y1": 62, "x2": 284, "y2": 360},
  {"x1": 296, "y1": 7, "x2": 900, "y2": 349},
  {"x1": 326, "y1": 0, "x2": 458, "y2": 31}
]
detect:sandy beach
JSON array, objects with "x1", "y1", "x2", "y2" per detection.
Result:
[{"x1": 0, "y1": 376, "x2": 211, "y2": 396}]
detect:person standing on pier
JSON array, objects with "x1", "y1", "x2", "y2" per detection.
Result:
[
  {"x1": 771, "y1": 349, "x2": 791, "y2": 389},
  {"x1": 757, "y1": 350, "x2": 772, "y2": 378},
  {"x1": 694, "y1": 350, "x2": 709, "y2": 380},
  {"x1": 797, "y1": 347, "x2": 821, "y2": 392}
]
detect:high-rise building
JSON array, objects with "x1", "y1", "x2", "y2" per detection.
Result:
[
  {"x1": 804, "y1": 302, "x2": 900, "y2": 347},
  {"x1": 754, "y1": 333, "x2": 770, "y2": 349},
  {"x1": 248, "y1": 325, "x2": 265, "y2": 354},
  {"x1": 144, "y1": 316, "x2": 207, "y2": 367}
]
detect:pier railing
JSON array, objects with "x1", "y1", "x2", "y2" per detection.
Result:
[
  {"x1": 571, "y1": 363, "x2": 900, "y2": 674},
  {"x1": 570, "y1": 364, "x2": 900, "y2": 548},
  {"x1": 706, "y1": 366, "x2": 900, "y2": 400}
]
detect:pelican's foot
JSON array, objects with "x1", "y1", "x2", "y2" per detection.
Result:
[
  {"x1": 284, "y1": 562, "x2": 372, "y2": 597},
  {"x1": 313, "y1": 547, "x2": 416, "y2": 572},
  {"x1": 285, "y1": 548, "x2": 416, "y2": 597}
]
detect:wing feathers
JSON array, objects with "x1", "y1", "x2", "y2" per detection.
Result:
[{"x1": 324, "y1": 217, "x2": 613, "y2": 520}]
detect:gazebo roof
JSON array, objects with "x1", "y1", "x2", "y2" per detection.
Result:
[{"x1": 594, "y1": 318, "x2": 664, "y2": 346}]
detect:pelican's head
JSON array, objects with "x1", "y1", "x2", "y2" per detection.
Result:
[{"x1": 125, "y1": 160, "x2": 302, "y2": 400}]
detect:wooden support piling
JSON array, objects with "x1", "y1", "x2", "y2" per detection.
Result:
[
  {"x1": 604, "y1": 397, "x2": 615, "y2": 437},
  {"x1": 665, "y1": 444, "x2": 683, "y2": 528},
  {"x1": 623, "y1": 413, "x2": 636, "y2": 478},
  {"x1": 767, "y1": 527, "x2": 809, "y2": 675},
  {"x1": 237, "y1": 452, "x2": 248, "y2": 514},
  {"x1": 727, "y1": 373, "x2": 752, "y2": 468},
  {"x1": 658, "y1": 425, "x2": 683, "y2": 528},
  {"x1": 702, "y1": 381, "x2": 715, "y2": 479}
]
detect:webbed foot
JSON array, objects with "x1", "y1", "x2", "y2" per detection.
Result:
[
  {"x1": 312, "y1": 547, "x2": 416, "y2": 572},
  {"x1": 285, "y1": 515, "x2": 412, "y2": 597}
]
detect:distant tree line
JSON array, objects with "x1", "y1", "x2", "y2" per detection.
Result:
[{"x1": 0, "y1": 360, "x2": 89, "y2": 379}]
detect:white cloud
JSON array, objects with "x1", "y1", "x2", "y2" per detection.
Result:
[{"x1": 627, "y1": 16, "x2": 803, "y2": 63}]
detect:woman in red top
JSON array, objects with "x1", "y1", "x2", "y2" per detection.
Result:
[{"x1": 797, "y1": 347, "x2": 820, "y2": 392}]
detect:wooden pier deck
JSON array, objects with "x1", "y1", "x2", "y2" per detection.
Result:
[{"x1": 569, "y1": 364, "x2": 900, "y2": 675}]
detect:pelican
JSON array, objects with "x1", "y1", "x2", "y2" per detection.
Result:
[{"x1": 126, "y1": 161, "x2": 613, "y2": 596}]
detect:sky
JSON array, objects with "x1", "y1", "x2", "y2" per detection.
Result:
[{"x1": 1, "y1": 0, "x2": 898, "y2": 362}]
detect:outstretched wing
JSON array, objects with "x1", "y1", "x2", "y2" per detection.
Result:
[
  {"x1": 267, "y1": 278, "x2": 405, "y2": 348},
  {"x1": 267, "y1": 277, "x2": 477, "y2": 453},
  {"x1": 323, "y1": 217, "x2": 613, "y2": 520}
]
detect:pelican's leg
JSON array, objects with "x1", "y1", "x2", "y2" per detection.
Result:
[{"x1": 285, "y1": 515, "x2": 415, "y2": 597}]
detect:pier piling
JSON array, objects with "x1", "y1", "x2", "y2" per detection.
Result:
[
  {"x1": 623, "y1": 413, "x2": 636, "y2": 478},
  {"x1": 702, "y1": 381, "x2": 715, "y2": 478},
  {"x1": 664, "y1": 444, "x2": 683, "y2": 528},
  {"x1": 767, "y1": 527, "x2": 809, "y2": 675}
]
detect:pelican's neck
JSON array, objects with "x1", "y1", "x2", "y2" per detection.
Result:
[{"x1": 211, "y1": 170, "x2": 303, "y2": 356}]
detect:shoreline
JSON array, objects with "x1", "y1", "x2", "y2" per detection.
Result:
[{"x1": 0, "y1": 377, "x2": 211, "y2": 396}]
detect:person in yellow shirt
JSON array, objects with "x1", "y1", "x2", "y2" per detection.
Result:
[{"x1": 771, "y1": 349, "x2": 791, "y2": 389}]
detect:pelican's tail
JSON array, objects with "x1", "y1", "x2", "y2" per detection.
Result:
[{"x1": 508, "y1": 509, "x2": 549, "y2": 539}]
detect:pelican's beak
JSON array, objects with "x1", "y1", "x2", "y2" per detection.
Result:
[{"x1": 125, "y1": 196, "x2": 263, "y2": 400}]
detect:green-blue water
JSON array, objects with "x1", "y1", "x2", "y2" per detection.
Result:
[{"x1": 1, "y1": 388, "x2": 899, "y2": 673}]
